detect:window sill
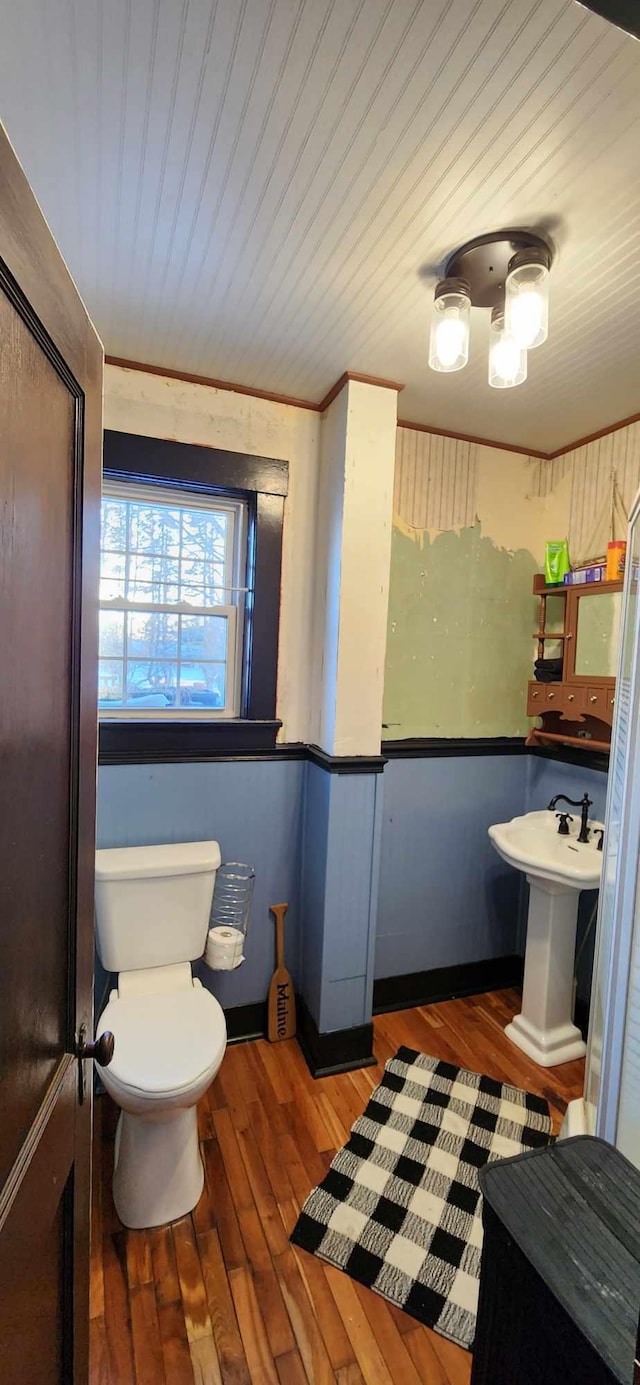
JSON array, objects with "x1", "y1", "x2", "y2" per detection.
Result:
[{"x1": 98, "y1": 717, "x2": 282, "y2": 764}]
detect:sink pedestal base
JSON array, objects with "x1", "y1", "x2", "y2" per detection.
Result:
[{"x1": 505, "y1": 874, "x2": 587, "y2": 1069}]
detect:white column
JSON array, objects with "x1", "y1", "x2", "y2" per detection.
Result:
[
  {"x1": 311, "y1": 378, "x2": 399, "y2": 755},
  {"x1": 505, "y1": 874, "x2": 587, "y2": 1067}
]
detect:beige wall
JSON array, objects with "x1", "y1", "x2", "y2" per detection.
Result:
[
  {"x1": 384, "y1": 422, "x2": 640, "y2": 740},
  {"x1": 310, "y1": 380, "x2": 398, "y2": 755},
  {"x1": 104, "y1": 363, "x2": 640, "y2": 746},
  {"x1": 104, "y1": 363, "x2": 321, "y2": 744}
]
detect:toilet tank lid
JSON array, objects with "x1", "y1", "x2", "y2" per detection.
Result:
[{"x1": 95, "y1": 840, "x2": 221, "y2": 881}]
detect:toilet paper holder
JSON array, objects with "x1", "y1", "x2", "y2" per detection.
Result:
[{"x1": 204, "y1": 862, "x2": 255, "y2": 971}]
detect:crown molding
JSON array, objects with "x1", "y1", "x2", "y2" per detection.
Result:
[
  {"x1": 104, "y1": 356, "x2": 320, "y2": 413},
  {"x1": 396, "y1": 417, "x2": 548, "y2": 460},
  {"x1": 105, "y1": 357, "x2": 404, "y2": 418},
  {"x1": 318, "y1": 370, "x2": 405, "y2": 412},
  {"x1": 105, "y1": 356, "x2": 638, "y2": 460},
  {"x1": 546, "y1": 409, "x2": 640, "y2": 459}
]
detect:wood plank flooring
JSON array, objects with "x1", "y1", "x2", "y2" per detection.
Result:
[{"x1": 90, "y1": 989, "x2": 585, "y2": 1383}]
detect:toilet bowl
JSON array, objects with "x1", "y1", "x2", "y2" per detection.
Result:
[{"x1": 94, "y1": 841, "x2": 226, "y2": 1229}]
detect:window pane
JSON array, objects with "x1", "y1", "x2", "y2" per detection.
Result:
[
  {"x1": 181, "y1": 509, "x2": 227, "y2": 560},
  {"x1": 99, "y1": 610, "x2": 124, "y2": 657},
  {"x1": 180, "y1": 563, "x2": 227, "y2": 606},
  {"x1": 128, "y1": 502, "x2": 181, "y2": 555},
  {"x1": 125, "y1": 660, "x2": 177, "y2": 707},
  {"x1": 178, "y1": 662, "x2": 226, "y2": 709},
  {"x1": 101, "y1": 500, "x2": 127, "y2": 551},
  {"x1": 99, "y1": 659, "x2": 124, "y2": 704},
  {"x1": 127, "y1": 612, "x2": 179, "y2": 660},
  {"x1": 99, "y1": 552, "x2": 126, "y2": 601},
  {"x1": 180, "y1": 614, "x2": 227, "y2": 662},
  {"x1": 99, "y1": 487, "x2": 243, "y2": 717},
  {"x1": 127, "y1": 554, "x2": 180, "y2": 603}
]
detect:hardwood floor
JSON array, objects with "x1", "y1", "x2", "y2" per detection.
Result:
[{"x1": 89, "y1": 989, "x2": 585, "y2": 1384}]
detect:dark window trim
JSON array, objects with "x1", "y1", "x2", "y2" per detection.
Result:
[{"x1": 99, "y1": 430, "x2": 288, "y2": 758}]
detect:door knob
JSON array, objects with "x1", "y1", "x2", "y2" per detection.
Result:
[{"x1": 76, "y1": 1024, "x2": 115, "y2": 1067}]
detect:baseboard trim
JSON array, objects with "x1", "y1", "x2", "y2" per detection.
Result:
[
  {"x1": 373, "y1": 955, "x2": 524, "y2": 1014},
  {"x1": 574, "y1": 993, "x2": 590, "y2": 1042},
  {"x1": 224, "y1": 1001, "x2": 267, "y2": 1044},
  {"x1": 296, "y1": 998, "x2": 376, "y2": 1078}
]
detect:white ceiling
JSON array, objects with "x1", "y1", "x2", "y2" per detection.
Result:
[{"x1": 1, "y1": 0, "x2": 640, "y2": 450}]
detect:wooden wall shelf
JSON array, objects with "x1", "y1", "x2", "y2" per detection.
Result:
[{"x1": 526, "y1": 574, "x2": 622, "y2": 755}]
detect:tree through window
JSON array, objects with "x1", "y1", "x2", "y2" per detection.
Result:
[{"x1": 99, "y1": 482, "x2": 247, "y2": 716}]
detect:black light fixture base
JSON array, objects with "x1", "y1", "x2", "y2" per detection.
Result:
[{"x1": 445, "y1": 230, "x2": 552, "y2": 309}]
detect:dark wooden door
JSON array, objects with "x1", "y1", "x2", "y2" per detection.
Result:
[{"x1": 0, "y1": 124, "x2": 102, "y2": 1382}]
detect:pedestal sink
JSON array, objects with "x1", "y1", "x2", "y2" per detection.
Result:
[{"x1": 488, "y1": 810, "x2": 603, "y2": 1068}]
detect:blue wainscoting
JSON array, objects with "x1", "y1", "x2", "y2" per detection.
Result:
[
  {"x1": 525, "y1": 755, "x2": 608, "y2": 820},
  {"x1": 96, "y1": 759, "x2": 304, "y2": 1011},
  {"x1": 300, "y1": 765, "x2": 383, "y2": 1032},
  {"x1": 96, "y1": 749, "x2": 610, "y2": 1036},
  {"x1": 375, "y1": 755, "x2": 529, "y2": 980}
]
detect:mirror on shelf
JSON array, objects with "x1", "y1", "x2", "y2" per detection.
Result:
[{"x1": 574, "y1": 589, "x2": 623, "y2": 678}]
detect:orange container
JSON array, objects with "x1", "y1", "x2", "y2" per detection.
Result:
[{"x1": 606, "y1": 540, "x2": 627, "y2": 581}]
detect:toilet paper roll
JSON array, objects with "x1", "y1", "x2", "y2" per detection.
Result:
[{"x1": 205, "y1": 925, "x2": 245, "y2": 971}]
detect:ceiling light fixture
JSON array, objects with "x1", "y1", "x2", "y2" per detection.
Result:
[
  {"x1": 488, "y1": 308, "x2": 527, "y2": 389},
  {"x1": 428, "y1": 230, "x2": 553, "y2": 390},
  {"x1": 428, "y1": 277, "x2": 471, "y2": 372}
]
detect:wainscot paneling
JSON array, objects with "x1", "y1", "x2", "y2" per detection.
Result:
[
  {"x1": 375, "y1": 754, "x2": 529, "y2": 981},
  {"x1": 96, "y1": 759, "x2": 304, "y2": 1012}
]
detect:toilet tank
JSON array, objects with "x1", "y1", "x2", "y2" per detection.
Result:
[{"x1": 95, "y1": 841, "x2": 221, "y2": 972}]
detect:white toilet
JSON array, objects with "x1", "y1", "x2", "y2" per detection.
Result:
[{"x1": 94, "y1": 840, "x2": 227, "y2": 1230}]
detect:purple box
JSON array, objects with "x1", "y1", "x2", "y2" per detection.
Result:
[{"x1": 563, "y1": 565, "x2": 606, "y2": 585}]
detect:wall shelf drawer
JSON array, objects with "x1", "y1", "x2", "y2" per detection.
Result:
[
  {"x1": 527, "y1": 682, "x2": 544, "y2": 714},
  {"x1": 562, "y1": 687, "x2": 585, "y2": 714},
  {"x1": 586, "y1": 686, "x2": 608, "y2": 716}
]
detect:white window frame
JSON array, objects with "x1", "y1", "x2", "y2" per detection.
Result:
[{"x1": 99, "y1": 480, "x2": 247, "y2": 720}]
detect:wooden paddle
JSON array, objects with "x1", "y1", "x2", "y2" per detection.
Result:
[{"x1": 267, "y1": 904, "x2": 296, "y2": 1042}]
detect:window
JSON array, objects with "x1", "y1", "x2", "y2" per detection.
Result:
[{"x1": 99, "y1": 481, "x2": 247, "y2": 717}]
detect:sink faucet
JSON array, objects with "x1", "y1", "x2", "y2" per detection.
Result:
[{"x1": 547, "y1": 793, "x2": 593, "y2": 844}]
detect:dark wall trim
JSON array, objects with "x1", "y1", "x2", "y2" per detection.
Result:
[
  {"x1": 373, "y1": 955, "x2": 524, "y2": 1014},
  {"x1": 307, "y1": 744, "x2": 387, "y2": 775},
  {"x1": 383, "y1": 736, "x2": 609, "y2": 772},
  {"x1": 297, "y1": 998, "x2": 376, "y2": 1078},
  {"x1": 99, "y1": 719, "x2": 283, "y2": 764},
  {"x1": 383, "y1": 737, "x2": 527, "y2": 759},
  {"x1": 98, "y1": 735, "x2": 611, "y2": 770},
  {"x1": 103, "y1": 428, "x2": 289, "y2": 497}
]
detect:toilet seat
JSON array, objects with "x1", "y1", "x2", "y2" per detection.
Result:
[{"x1": 98, "y1": 984, "x2": 226, "y2": 1100}]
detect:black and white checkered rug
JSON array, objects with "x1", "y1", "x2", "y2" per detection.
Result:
[{"x1": 291, "y1": 1046, "x2": 552, "y2": 1349}]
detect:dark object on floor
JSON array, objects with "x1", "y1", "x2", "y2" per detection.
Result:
[
  {"x1": 471, "y1": 1135, "x2": 640, "y2": 1385},
  {"x1": 534, "y1": 657, "x2": 563, "y2": 682},
  {"x1": 291, "y1": 1047, "x2": 551, "y2": 1350}
]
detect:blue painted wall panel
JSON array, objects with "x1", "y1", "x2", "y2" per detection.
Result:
[
  {"x1": 375, "y1": 755, "x2": 529, "y2": 980},
  {"x1": 321, "y1": 976, "x2": 367, "y2": 1033},
  {"x1": 97, "y1": 760, "x2": 304, "y2": 1011},
  {"x1": 299, "y1": 762, "x2": 331, "y2": 1026},
  {"x1": 525, "y1": 756, "x2": 608, "y2": 821},
  {"x1": 299, "y1": 767, "x2": 383, "y2": 1031},
  {"x1": 323, "y1": 775, "x2": 378, "y2": 982}
]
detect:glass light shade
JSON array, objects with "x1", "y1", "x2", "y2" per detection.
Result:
[
  {"x1": 429, "y1": 281, "x2": 471, "y2": 372},
  {"x1": 488, "y1": 311, "x2": 527, "y2": 388},
  {"x1": 505, "y1": 257, "x2": 549, "y2": 349}
]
